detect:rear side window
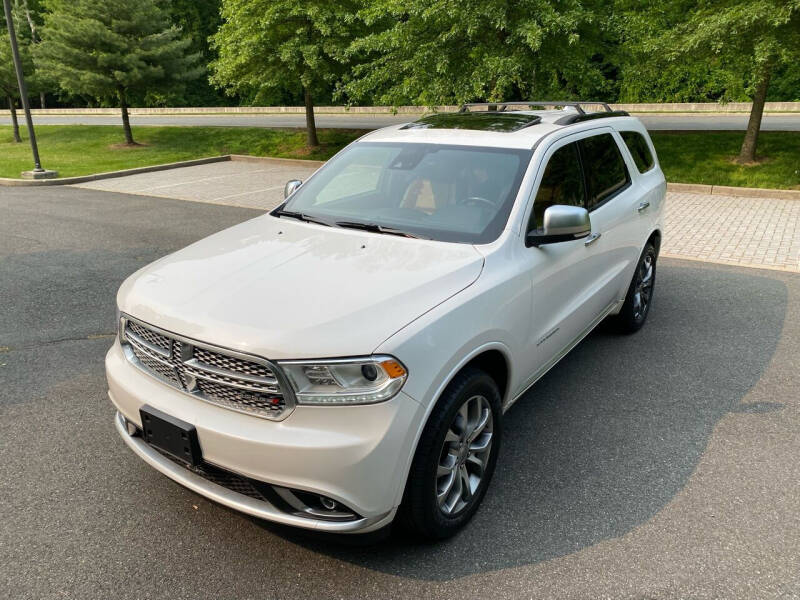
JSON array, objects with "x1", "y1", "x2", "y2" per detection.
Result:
[
  {"x1": 529, "y1": 142, "x2": 585, "y2": 231},
  {"x1": 578, "y1": 134, "x2": 630, "y2": 210},
  {"x1": 621, "y1": 131, "x2": 655, "y2": 173}
]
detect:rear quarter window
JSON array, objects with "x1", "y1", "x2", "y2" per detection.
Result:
[{"x1": 620, "y1": 131, "x2": 655, "y2": 173}]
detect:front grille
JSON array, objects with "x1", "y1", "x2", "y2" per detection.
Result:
[
  {"x1": 194, "y1": 347, "x2": 273, "y2": 379},
  {"x1": 121, "y1": 315, "x2": 292, "y2": 420},
  {"x1": 128, "y1": 320, "x2": 171, "y2": 352}
]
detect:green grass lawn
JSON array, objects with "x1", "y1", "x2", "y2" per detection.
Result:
[
  {"x1": 650, "y1": 131, "x2": 800, "y2": 189},
  {"x1": 1, "y1": 125, "x2": 798, "y2": 189},
  {"x1": 0, "y1": 125, "x2": 364, "y2": 178}
]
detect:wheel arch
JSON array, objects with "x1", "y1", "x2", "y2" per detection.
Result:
[
  {"x1": 647, "y1": 228, "x2": 662, "y2": 257},
  {"x1": 393, "y1": 342, "x2": 513, "y2": 508}
]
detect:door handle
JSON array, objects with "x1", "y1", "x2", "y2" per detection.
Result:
[
  {"x1": 584, "y1": 232, "x2": 601, "y2": 246},
  {"x1": 637, "y1": 200, "x2": 651, "y2": 212}
]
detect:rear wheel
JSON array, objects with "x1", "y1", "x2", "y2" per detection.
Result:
[
  {"x1": 400, "y1": 367, "x2": 502, "y2": 540},
  {"x1": 614, "y1": 242, "x2": 657, "y2": 333}
]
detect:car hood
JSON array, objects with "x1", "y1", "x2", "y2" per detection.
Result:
[{"x1": 118, "y1": 215, "x2": 484, "y2": 359}]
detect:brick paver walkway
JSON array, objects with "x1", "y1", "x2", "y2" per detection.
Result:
[{"x1": 662, "y1": 192, "x2": 800, "y2": 272}]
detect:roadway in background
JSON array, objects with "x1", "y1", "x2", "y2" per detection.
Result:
[{"x1": 1, "y1": 112, "x2": 800, "y2": 130}]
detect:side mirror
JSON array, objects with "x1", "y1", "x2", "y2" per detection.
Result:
[
  {"x1": 284, "y1": 179, "x2": 303, "y2": 199},
  {"x1": 526, "y1": 205, "x2": 591, "y2": 247}
]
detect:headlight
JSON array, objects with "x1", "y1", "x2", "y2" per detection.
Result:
[{"x1": 278, "y1": 356, "x2": 407, "y2": 406}]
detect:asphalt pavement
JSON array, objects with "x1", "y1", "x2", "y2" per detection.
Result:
[
  {"x1": 2, "y1": 112, "x2": 800, "y2": 130},
  {"x1": 1, "y1": 186, "x2": 799, "y2": 599}
]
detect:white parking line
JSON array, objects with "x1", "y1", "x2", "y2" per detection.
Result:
[
  {"x1": 128, "y1": 167, "x2": 285, "y2": 193},
  {"x1": 211, "y1": 185, "x2": 285, "y2": 202}
]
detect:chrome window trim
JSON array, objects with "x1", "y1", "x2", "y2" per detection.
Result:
[{"x1": 119, "y1": 313, "x2": 297, "y2": 421}]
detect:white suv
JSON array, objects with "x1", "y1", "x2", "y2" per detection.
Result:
[{"x1": 107, "y1": 102, "x2": 665, "y2": 539}]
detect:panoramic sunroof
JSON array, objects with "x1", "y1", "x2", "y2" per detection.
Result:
[{"x1": 402, "y1": 112, "x2": 542, "y2": 132}]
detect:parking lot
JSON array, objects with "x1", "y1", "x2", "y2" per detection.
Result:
[{"x1": 2, "y1": 184, "x2": 799, "y2": 599}]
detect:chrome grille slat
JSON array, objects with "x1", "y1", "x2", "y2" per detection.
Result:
[
  {"x1": 132, "y1": 349, "x2": 181, "y2": 385},
  {"x1": 121, "y1": 316, "x2": 291, "y2": 420},
  {"x1": 195, "y1": 380, "x2": 284, "y2": 415},
  {"x1": 127, "y1": 320, "x2": 171, "y2": 353},
  {"x1": 126, "y1": 328, "x2": 171, "y2": 359},
  {"x1": 128, "y1": 335, "x2": 173, "y2": 366},
  {"x1": 193, "y1": 347, "x2": 273, "y2": 378},
  {"x1": 184, "y1": 359, "x2": 279, "y2": 389},
  {"x1": 185, "y1": 367, "x2": 282, "y2": 394}
]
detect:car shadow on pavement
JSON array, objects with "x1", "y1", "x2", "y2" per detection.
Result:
[{"x1": 255, "y1": 262, "x2": 789, "y2": 581}]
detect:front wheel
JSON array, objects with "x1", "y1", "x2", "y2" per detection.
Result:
[
  {"x1": 613, "y1": 242, "x2": 657, "y2": 334},
  {"x1": 399, "y1": 367, "x2": 502, "y2": 540}
]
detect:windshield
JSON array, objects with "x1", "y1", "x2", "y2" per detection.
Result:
[{"x1": 276, "y1": 142, "x2": 532, "y2": 244}]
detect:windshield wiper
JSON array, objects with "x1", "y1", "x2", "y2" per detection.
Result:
[
  {"x1": 335, "y1": 221, "x2": 427, "y2": 239},
  {"x1": 274, "y1": 209, "x2": 332, "y2": 227}
]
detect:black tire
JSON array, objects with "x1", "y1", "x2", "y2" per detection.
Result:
[
  {"x1": 613, "y1": 242, "x2": 657, "y2": 334},
  {"x1": 399, "y1": 367, "x2": 502, "y2": 540}
]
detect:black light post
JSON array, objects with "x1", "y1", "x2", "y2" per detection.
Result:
[{"x1": 3, "y1": 0, "x2": 56, "y2": 178}]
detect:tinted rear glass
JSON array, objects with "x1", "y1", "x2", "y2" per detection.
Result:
[
  {"x1": 578, "y1": 134, "x2": 630, "y2": 210},
  {"x1": 621, "y1": 131, "x2": 655, "y2": 173}
]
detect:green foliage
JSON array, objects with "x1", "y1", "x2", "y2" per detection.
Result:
[
  {"x1": 616, "y1": 0, "x2": 800, "y2": 102},
  {"x1": 161, "y1": 0, "x2": 233, "y2": 106},
  {"x1": 6, "y1": 0, "x2": 800, "y2": 109},
  {"x1": 37, "y1": 0, "x2": 203, "y2": 104},
  {"x1": 0, "y1": 2, "x2": 38, "y2": 97},
  {"x1": 0, "y1": 32, "x2": 23, "y2": 98},
  {"x1": 209, "y1": 0, "x2": 361, "y2": 105},
  {"x1": 341, "y1": 0, "x2": 614, "y2": 106}
]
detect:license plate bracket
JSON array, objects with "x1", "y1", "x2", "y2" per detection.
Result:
[{"x1": 139, "y1": 405, "x2": 201, "y2": 467}]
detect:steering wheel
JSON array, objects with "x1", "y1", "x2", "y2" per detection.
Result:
[{"x1": 459, "y1": 196, "x2": 496, "y2": 210}]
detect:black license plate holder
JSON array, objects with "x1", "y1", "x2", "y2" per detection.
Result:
[{"x1": 139, "y1": 405, "x2": 201, "y2": 467}]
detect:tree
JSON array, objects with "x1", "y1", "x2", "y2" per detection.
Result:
[
  {"x1": 341, "y1": 0, "x2": 611, "y2": 106},
  {"x1": 37, "y1": 0, "x2": 202, "y2": 145},
  {"x1": 1, "y1": 3, "x2": 37, "y2": 142},
  {"x1": 210, "y1": 0, "x2": 361, "y2": 147},
  {"x1": 163, "y1": 0, "x2": 234, "y2": 107},
  {"x1": 14, "y1": 0, "x2": 47, "y2": 107},
  {"x1": 0, "y1": 32, "x2": 23, "y2": 142},
  {"x1": 625, "y1": 0, "x2": 800, "y2": 163}
]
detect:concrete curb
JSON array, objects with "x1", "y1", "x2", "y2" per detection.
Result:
[
  {"x1": 666, "y1": 182, "x2": 800, "y2": 200},
  {"x1": 0, "y1": 155, "x2": 230, "y2": 186},
  {"x1": 228, "y1": 154, "x2": 326, "y2": 169},
  {"x1": 661, "y1": 253, "x2": 800, "y2": 273}
]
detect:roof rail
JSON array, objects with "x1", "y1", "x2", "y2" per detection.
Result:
[{"x1": 459, "y1": 101, "x2": 614, "y2": 115}]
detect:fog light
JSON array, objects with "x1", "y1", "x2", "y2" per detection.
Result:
[{"x1": 319, "y1": 496, "x2": 337, "y2": 511}]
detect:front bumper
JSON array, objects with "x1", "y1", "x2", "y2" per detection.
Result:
[{"x1": 106, "y1": 342, "x2": 424, "y2": 533}]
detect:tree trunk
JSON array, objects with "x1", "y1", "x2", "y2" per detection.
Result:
[
  {"x1": 8, "y1": 96, "x2": 21, "y2": 143},
  {"x1": 40, "y1": 92, "x2": 45, "y2": 109},
  {"x1": 303, "y1": 86, "x2": 319, "y2": 148},
  {"x1": 117, "y1": 88, "x2": 135, "y2": 145},
  {"x1": 737, "y1": 65, "x2": 771, "y2": 164}
]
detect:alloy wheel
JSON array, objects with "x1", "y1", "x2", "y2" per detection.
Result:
[
  {"x1": 632, "y1": 251, "x2": 655, "y2": 320},
  {"x1": 435, "y1": 394, "x2": 494, "y2": 516}
]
